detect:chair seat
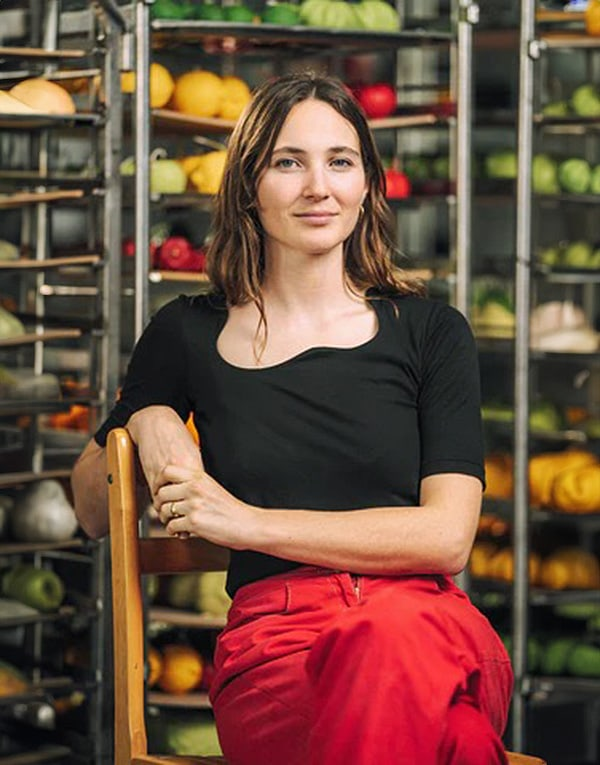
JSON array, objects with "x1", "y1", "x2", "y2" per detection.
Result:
[{"x1": 132, "y1": 756, "x2": 227, "y2": 764}]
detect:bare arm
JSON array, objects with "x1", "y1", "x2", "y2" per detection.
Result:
[
  {"x1": 71, "y1": 405, "x2": 203, "y2": 539},
  {"x1": 154, "y1": 469, "x2": 482, "y2": 576}
]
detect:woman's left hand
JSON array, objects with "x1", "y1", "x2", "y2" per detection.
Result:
[{"x1": 154, "y1": 465, "x2": 257, "y2": 550}]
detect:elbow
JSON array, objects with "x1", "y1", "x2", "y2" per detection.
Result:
[{"x1": 437, "y1": 533, "x2": 476, "y2": 577}]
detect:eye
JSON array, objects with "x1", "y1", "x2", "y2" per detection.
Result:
[
  {"x1": 330, "y1": 157, "x2": 354, "y2": 169},
  {"x1": 273, "y1": 157, "x2": 299, "y2": 169}
]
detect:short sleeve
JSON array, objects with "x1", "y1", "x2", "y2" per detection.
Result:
[
  {"x1": 418, "y1": 303, "x2": 485, "y2": 486},
  {"x1": 94, "y1": 297, "x2": 191, "y2": 447}
]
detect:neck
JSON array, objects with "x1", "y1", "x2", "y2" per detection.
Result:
[{"x1": 261, "y1": 247, "x2": 361, "y2": 316}]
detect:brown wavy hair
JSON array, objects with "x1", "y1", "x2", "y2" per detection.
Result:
[{"x1": 206, "y1": 72, "x2": 425, "y2": 311}]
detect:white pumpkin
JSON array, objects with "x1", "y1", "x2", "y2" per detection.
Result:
[{"x1": 11, "y1": 480, "x2": 78, "y2": 543}]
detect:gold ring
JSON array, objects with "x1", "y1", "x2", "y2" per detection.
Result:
[{"x1": 170, "y1": 501, "x2": 178, "y2": 519}]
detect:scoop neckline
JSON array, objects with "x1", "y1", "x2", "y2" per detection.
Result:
[{"x1": 214, "y1": 299, "x2": 383, "y2": 373}]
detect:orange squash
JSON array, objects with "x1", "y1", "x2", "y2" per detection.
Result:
[
  {"x1": 585, "y1": 0, "x2": 600, "y2": 36},
  {"x1": 147, "y1": 646, "x2": 163, "y2": 688},
  {"x1": 484, "y1": 453, "x2": 513, "y2": 499},
  {"x1": 157, "y1": 644, "x2": 203, "y2": 694}
]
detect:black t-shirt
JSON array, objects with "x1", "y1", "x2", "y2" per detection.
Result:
[{"x1": 96, "y1": 292, "x2": 485, "y2": 596}]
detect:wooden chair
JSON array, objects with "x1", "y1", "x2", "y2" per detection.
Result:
[{"x1": 106, "y1": 426, "x2": 546, "y2": 765}]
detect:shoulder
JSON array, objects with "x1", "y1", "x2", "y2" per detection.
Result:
[
  {"x1": 378, "y1": 293, "x2": 471, "y2": 334},
  {"x1": 151, "y1": 291, "x2": 226, "y2": 324}
]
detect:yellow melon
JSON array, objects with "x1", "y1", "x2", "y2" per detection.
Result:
[
  {"x1": 121, "y1": 63, "x2": 175, "y2": 109},
  {"x1": 9, "y1": 79, "x2": 75, "y2": 115},
  {"x1": 157, "y1": 644, "x2": 203, "y2": 694},
  {"x1": 172, "y1": 70, "x2": 224, "y2": 118},
  {"x1": 219, "y1": 75, "x2": 252, "y2": 120}
]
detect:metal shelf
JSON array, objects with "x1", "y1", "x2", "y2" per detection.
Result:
[
  {"x1": 0, "y1": 113, "x2": 103, "y2": 131},
  {"x1": 151, "y1": 21, "x2": 452, "y2": 54},
  {"x1": 0, "y1": 746, "x2": 72, "y2": 765},
  {"x1": 0, "y1": 255, "x2": 102, "y2": 272},
  {"x1": 0, "y1": 606, "x2": 76, "y2": 629},
  {"x1": 0, "y1": 190, "x2": 85, "y2": 209},
  {"x1": 0, "y1": 399, "x2": 98, "y2": 419},
  {"x1": 0, "y1": 329, "x2": 82, "y2": 348}
]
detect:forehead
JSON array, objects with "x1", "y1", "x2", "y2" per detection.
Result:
[{"x1": 273, "y1": 98, "x2": 360, "y2": 150}]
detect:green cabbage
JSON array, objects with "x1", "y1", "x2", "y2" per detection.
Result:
[
  {"x1": 558, "y1": 158, "x2": 592, "y2": 194},
  {"x1": 532, "y1": 154, "x2": 559, "y2": 194},
  {"x1": 353, "y1": 0, "x2": 400, "y2": 31}
]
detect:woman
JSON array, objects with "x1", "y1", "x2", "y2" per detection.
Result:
[{"x1": 72, "y1": 72, "x2": 513, "y2": 764}]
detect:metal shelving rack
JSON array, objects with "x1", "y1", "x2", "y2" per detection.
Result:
[
  {"x1": 512, "y1": 3, "x2": 600, "y2": 757},
  {"x1": 0, "y1": 2, "x2": 125, "y2": 762}
]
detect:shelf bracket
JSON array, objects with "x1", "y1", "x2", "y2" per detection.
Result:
[
  {"x1": 528, "y1": 39, "x2": 547, "y2": 60},
  {"x1": 459, "y1": 2, "x2": 480, "y2": 26}
]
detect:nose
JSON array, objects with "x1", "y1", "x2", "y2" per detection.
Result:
[{"x1": 303, "y1": 164, "x2": 330, "y2": 199}]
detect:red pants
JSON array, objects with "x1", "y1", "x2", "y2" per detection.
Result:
[{"x1": 209, "y1": 567, "x2": 513, "y2": 765}]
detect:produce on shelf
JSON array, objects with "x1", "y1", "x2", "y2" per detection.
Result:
[
  {"x1": 47, "y1": 404, "x2": 90, "y2": 431},
  {"x1": 120, "y1": 150, "x2": 188, "y2": 195},
  {"x1": 567, "y1": 644, "x2": 600, "y2": 677},
  {"x1": 172, "y1": 70, "x2": 251, "y2": 121},
  {"x1": 353, "y1": 0, "x2": 401, "y2": 30},
  {"x1": 586, "y1": 0, "x2": 600, "y2": 35},
  {"x1": 0, "y1": 659, "x2": 29, "y2": 697},
  {"x1": 11, "y1": 479, "x2": 78, "y2": 543},
  {"x1": 0, "y1": 306, "x2": 25, "y2": 338},
  {"x1": 539, "y1": 548, "x2": 600, "y2": 590},
  {"x1": 0, "y1": 89, "x2": 37, "y2": 114},
  {"x1": 483, "y1": 453, "x2": 513, "y2": 499},
  {"x1": 121, "y1": 63, "x2": 175, "y2": 109},
  {"x1": 165, "y1": 571, "x2": 231, "y2": 616},
  {"x1": 0, "y1": 366, "x2": 61, "y2": 400},
  {"x1": 500, "y1": 634, "x2": 543, "y2": 673},
  {"x1": 2, "y1": 564, "x2": 66, "y2": 611},
  {"x1": 354, "y1": 82, "x2": 396, "y2": 118},
  {"x1": 471, "y1": 284, "x2": 515, "y2": 339},
  {"x1": 485, "y1": 547, "x2": 543, "y2": 585},
  {"x1": 0, "y1": 596, "x2": 38, "y2": 619},
  {"x1": 299, "y1": 0, "x2": 400, "y2": 30},
  {"x1": 151, "y1": 0, "x2": 192, "y2": 19},
  {"x1": 261, "y1": 3, "x2": 303, "y2": 25},
  {"x1": 188, "y1": 149, "x2": 228, "y2": 194},
  {"x1": 223, "y1": 3, "x2": 255, "y2": 21},
  {"x1": 590, "y1": 164, "x2": 600, "y2": 194},
  {"x1": 384, "y1": 166, "x2": 411, "y2": 199},
  {"x1": 529, "y1": 301, "x2": 599, "y2": 353},
  {"x1": 551, "y1": 463, "x2": 600, "y2": 513},
  {"x1": 477, "y1": 513, "x2": 510, "y2": 538},
  {"x1": 149, "y1": 711, "x2": 222, "y2": 756},
  {"x1": 484, "y1": 149, "x2": 517, "y2": 180},
  {"x1": 539, "y1": 637, "x2": 579, "y2": 676},
  {"x1": 156, "y1": 644, "x2": 204, "y2": 694},
  {"x1": 537, "y1": 240, "x2": 600, "y2": 270},
  {"x1": 532, "y1": 153, "x2": 560, "y2": 194},
  {"x1": 196, "y1": 571, "x2": 231, "y2": 617},
  {"x1": 147, "y1": 646, "x2": 163, "y2": 688},
  {"x1": 571, "y1": 83, "x2": 600, "y2": 117},
  {"x1": 557, "y1": 157, "x2": 592, "y2": 194},
  {"x1": 469, "y1": 540, "x2": 500, "y2": 579},
  {"x1": 542, "y1": 100, "x2": 570, "y2": 117},
  {"x1": 529, "y1": 449, "x2": 598, "y2": 507},
  {"x1": 482, "y1": 401, "x2": 563, "y2": 433},
  {"x1": 9, "y1": 78, "x2": 75, "y2": 115},
  {"x1": 155, "y1": 237, "x2": 207, "y2": 272},
  {"x1": 193, "y1": 2, "x2": 228, "y2": 20},
  {"x1": 0, "y1": 240, "x2": 19, "y2": 261}
]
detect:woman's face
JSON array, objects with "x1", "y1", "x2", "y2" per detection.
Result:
[{"x1": 256, "y1": 98, "x2": 367, "y2": 260}]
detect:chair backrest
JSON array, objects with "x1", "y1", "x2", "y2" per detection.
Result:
[{"x1": 106, "y1": 427, "x2": 229, "y2": 763}]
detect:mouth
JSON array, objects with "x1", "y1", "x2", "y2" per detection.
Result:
[{"x1": 294, "y1": 212, "x2": 337, "y2": 220}]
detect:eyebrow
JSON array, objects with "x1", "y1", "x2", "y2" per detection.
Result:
[{"x1": 271, "y1": 145, "x2": 361, "y2": 158}]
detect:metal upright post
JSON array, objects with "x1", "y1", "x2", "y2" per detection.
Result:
[
  {"x1": 512, "y1": 0, "x2": 536, "y2": 751},
  {"x1": 453, "y1": 0, "x2": 478, "y2": 318},
  {"x1": 134, "y1": 0, "x2": 152, "y2": 341}
]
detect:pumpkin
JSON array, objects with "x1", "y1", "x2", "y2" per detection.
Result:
[
  {"x1": 585, "y1": 0, "x2": 600, "y2": 36},
  {"x1": 147, "y1": 646, "x2": 163, "y2": 688},
  {"x1": 157, "y1": 645, "x2": 203, "y2": 694},
  {"x1": 528, "y1": 449, "x2": 598, "y2": 507},
  {"x1": 484, "y1": 453, "x2": 513, "y2": 499},
  {"x1": 551, "y1": 463, "x2": 600, "y2": 513}
]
